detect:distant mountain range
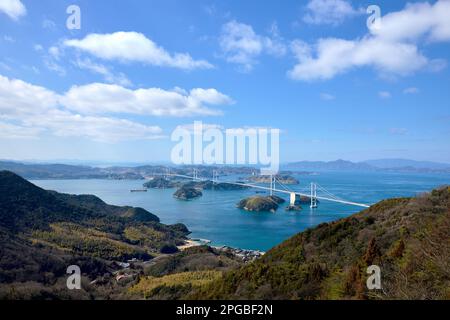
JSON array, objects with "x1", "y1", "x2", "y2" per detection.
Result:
[
  {"x1": 0, "y1": 161, "x2": 256, "y2": 180},
  {"x1": 286, "y1": 159, "x2": 374, "y2": 171},
  {"x1": 364, "y1": 158, "x2": 450, "y2": 170},
  {"x1": 286, "y1": 159, "x2": 450, "y2": 173},
  {"x1": 0, "y1": 158, "x2": 449, "y2": 180}
]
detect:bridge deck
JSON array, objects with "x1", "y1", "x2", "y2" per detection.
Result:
[{"x1": 152, "y1": 173, "x2": 371, "y2": 208}]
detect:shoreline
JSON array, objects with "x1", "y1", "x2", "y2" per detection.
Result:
[{"x1": 178, "y1": 238, "x2": 265, "y2": 262}]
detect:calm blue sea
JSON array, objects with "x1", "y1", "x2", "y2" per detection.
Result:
[{"x1": 31, "y1": 171, "x2": 450, "y2": 251}]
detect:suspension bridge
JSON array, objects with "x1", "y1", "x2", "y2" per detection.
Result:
[{"x1": 152, "y1": 168, "x2": 371, "y2": 209}]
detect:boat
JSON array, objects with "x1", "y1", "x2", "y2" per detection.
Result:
[{"x1": 130, "y1": 189, "x2": 147, "y2": 192}]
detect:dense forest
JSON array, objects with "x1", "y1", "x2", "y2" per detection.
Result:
[
  {"x1": 0, "y1": 171, "x2": 190, "y2": 299},
  {"x1": 187, "y1": 187, "x2": 450, "y2": 299}
]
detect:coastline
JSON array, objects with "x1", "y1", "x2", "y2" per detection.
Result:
[{"x1": 178, "y1": 238, "x2": 265, "y2": 262}]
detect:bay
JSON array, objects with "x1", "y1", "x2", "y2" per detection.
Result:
[{"x1": 31, "y1": 171, "x2": 450, "y2": 251}]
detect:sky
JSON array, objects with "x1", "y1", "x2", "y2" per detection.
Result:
[{"x1": 0, "y1": 0, "x2": 449, "y2": 164}]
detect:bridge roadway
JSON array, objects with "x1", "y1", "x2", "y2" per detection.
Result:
[{"x1": 153, "y1": 173, "x2": 371, "y2": 208}]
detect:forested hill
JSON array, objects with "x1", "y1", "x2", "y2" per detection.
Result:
[
  {"x1": 0, "y1": 170, "x2": 160, "y2": 232},
  {"x1": 0, "y1": 171, "x2": 190, "y2": 299},
  {"x1": 190, "y1": 186, "x2": 450, "y2": 300}
]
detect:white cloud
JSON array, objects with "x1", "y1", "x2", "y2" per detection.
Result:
[
  {"x1": 0, "y1": 0, "x2": 26, "y2": 21},
  {"x1": 0, "y1": 75, "x2": 59, "y2": 117},
  {"x1": 0, "y1": 122, "x2": 43, "y2": 139},
  {"x1": 288, "y1": 37, "x2": 429, "y2": 81},
  {"x1": 0, "y1": 75, "x2": 159, "y2": 142},
  {"x1": 303, "y1": 0, "x2": 362, "y2": 25},
  {"x1": 61, "y1": 84, "x2": 234, "y2": 117},
  {"x1": 289, "y1": 1, "x2": 450, "y2": 81},
  {"x1": 0, "y1": 74, "x2": 233, "y2": 142},
  {"x1": 370, "y1": 1, "x2": 450, "y2": 43},
  {"x1": 379, "y1": 91, "x2": 392, "y2": 99},
  {"x1": 21, "y1": 110, "x2": 164, "y2": 143},
  {"x1": 219, "y1": 20, "x2": 287, "y2": 71},
  {"x1": 74, "y1": 58, "x2": 132, "y2": 87},
  {"x1": 64, "y1": 31, "x2": 213, "y2": 70},
  {"x1": 403, "y1": 87, "x2": 420, "y2": 94}
]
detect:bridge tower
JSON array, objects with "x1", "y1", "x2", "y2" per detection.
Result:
[
  {"x1": 212, "y1": 170, "x2": 218, "y2": 183},
  {"x1": 193, "y1": 169, "x2": 199, "y2": 180},
  {"x1": 269, "y1": 174, "x2": 276, "y2": 196},
  {"x1": 310, "y1": 182, "x2": 318, "y2": 209},
  {"x1": 164, "y1": 168, "x2": 170, "y2": 179}
]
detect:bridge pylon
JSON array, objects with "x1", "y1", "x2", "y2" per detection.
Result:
[
  {"x1": 212, "y1": 170, "x2": 219, "y2": 183},
  {"x1": 269, "y1": 174, "x2": 276, "y2": 196},
  {"x1": 310, "y1": 182, "x2": 318, "y2": 209},
  {"x1": 164, "y1": 168, "x2": 170, "y2": 179}
]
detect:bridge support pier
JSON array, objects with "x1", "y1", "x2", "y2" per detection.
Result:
[{"x1": 290, "y1": 192, "x2": 297, "y2": 206}]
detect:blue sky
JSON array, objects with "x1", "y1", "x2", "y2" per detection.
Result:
[{"x1": 0, "y1": 0, "x2": 449, "y2": 163}]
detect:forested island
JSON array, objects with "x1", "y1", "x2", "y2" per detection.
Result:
[
  {"x1": 246, "y1": 174, "x2": 299, "y2": 185},
  {"x1": 173, "y1": 187, "x2": 203, "y2": 200},
  {"x1": 237, "y1": 195, "x2": 286, "y2": 212}
]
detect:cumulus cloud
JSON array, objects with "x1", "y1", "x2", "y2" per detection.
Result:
[
  {"x1": 0, "y1": 75, "x2": 162, "y2": 142},
  {"x1": 0, "y1": 74, "x2": 233, "y2": 142},
  {"x1": 288, "y1": 37, "x2": 429, "y2": 81},
  {"x1": 219, "y1": 20, "x2": 287, "y2": 71},
  {"x1": 369, "y1": 1, "x2": 450, "y2": 43},
  {"x1": 64, "y1": 31, "x2": 213, "y2": 70},
  {"x1": 21, "y1": 110, "x2": 164, "y2": 143},
  {"x1": 0, "y1": 0, "x2": 26, "y2": 21},
  {"x1": 0, "y1": 75, "x2": 59, "y2": 117},
  {"x1": 303, "y1": 0, "x2": 362, "y2": 25},
  {"x1": 289, "y1": 1, "x2": 450, "y2": 81},
  {"x1": 61, "y1": 84, "x2": 233, "y2": 117}
]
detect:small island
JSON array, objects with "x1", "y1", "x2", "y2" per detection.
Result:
[
  {"x1": 143, "y1": 177, "x2": 175, "y2": 189},
  {"x1": 246, "y1": 174, "x2": 299, "y2": 185},
  {"x1": 173, "y1": 187, "x2": 203, "y2": 200},
  {"x1": 237, "y1": 195, "x2": 285, "y2": 213}
]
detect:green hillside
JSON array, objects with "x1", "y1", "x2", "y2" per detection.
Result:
[
  {"x1": 189, "y1": 187, "x2": 450, "y2": 300},
  {"x1": 0, "y1": 171, "x2": 190, "y2": 299}
]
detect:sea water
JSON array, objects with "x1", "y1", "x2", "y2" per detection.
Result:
[{"x1": 31, "y1": 171, "x2": 450, "y2": 251}]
